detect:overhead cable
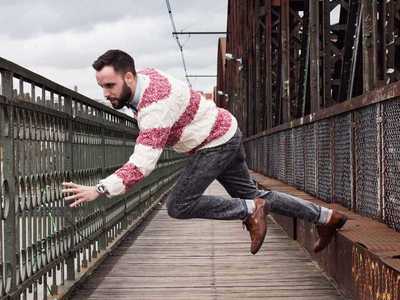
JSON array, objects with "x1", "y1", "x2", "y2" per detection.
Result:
[{"x1": 165, "y1": 0, "x2": 192, "y2": 88}]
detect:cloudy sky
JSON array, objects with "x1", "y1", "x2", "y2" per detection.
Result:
[{"x1": 0, "y1": 0, "x2": 228, "y2": 100}]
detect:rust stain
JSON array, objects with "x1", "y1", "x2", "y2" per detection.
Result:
[{"x1": 353, "y1": 244, "x2": 400, "y2": 300}]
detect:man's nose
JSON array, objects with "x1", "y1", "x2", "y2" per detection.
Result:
[{"x1": 103, "y1": 89, "x2": 110, "y2": 98}]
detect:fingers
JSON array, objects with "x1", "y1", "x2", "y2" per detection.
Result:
[
  {"x1": 64, "y1": 193, "x2": 82, "y2": 201},
  {"x1": 62, "y1": 182, "x2": 84, "y2": 207},
  {"x1": 69, "y1": 198, "x2": 86, "y2": 208},
  {"x1": 62, "y1": 182, "x2": 79, "y2": 189},
  {"x1": 65, "y1": 193, "x2": 87, "y2": 207},
  {"x1": 61, "y1": 188, "x2": 80, "y2": 194},
  {"x1": 61, "y1": 183, "x2": 97, "y2": 208}
]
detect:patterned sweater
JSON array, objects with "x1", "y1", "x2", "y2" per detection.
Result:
[{"x1": 100, "y1": 68, "x2": 238, "y2": 196}]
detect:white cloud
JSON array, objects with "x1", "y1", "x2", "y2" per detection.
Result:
[{"x1": 0, "y1": 1, "x2": 227, "y2": 98}]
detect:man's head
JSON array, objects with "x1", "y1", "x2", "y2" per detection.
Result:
[{"x1": 93, "y1": 50, "x2": 136, "y2": 109}]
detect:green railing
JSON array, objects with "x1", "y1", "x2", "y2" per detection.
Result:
[{"x1": 0, "y1": 57, "x2": 185, "y2": 299}]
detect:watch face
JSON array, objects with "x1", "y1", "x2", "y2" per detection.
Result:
[{"x1": 96, "y1": 184, "x2": 106, "y2": 194}]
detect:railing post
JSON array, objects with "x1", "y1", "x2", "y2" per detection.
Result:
[
  {"x1": 122, "y1": 131, "x2": 128, "y2": 231},
  {"x1": 1, "y1": 70, "x2": 18, "y2": 294},
  {"x1": 99, "y1": 113, "x2": 107, "y2": 251},
  {"x1": 64, "y1": 95, "x2": 75, "y2": 281}
]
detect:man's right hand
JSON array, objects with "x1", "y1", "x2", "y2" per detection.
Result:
[{"x1": 62, "y1": 182, "x2": 100, "y2": 207}]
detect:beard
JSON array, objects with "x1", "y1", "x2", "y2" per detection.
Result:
[{"x1": 107, "y1": 82, "x2": 133, "y2": 109}]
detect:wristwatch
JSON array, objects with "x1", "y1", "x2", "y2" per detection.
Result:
[{"x1": 95, "y1": 183, "x2": 108, "y2": 195}]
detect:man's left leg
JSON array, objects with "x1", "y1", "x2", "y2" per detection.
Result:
[
  {"x1": 166, "y1": 131, "x2": 268, "y2": 255},
  {"x1": 217, "y1": 143, "x2": 347, "y2": 253},
  {"x1": 166, "y1": 132, "x2": 254, "y2": 220}
]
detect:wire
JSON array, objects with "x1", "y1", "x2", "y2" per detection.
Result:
[{"x1": 165, "y1": 0, "x2": 192, "y2": 88}]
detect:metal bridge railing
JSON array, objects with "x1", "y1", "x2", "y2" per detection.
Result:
[
  {"x1": 0, "y1": 57, "x2": 185, "y2": 299},
  {"x1": 244, "y1": 81, "x2": 400, "y2": 233}
]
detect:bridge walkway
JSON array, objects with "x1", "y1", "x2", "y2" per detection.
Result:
[{"x1": 71, "y1": 181, "x2": 344, "y2": 300}]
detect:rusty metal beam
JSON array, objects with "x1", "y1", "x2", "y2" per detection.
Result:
[
  {"x1": 340, "y1": 0, "x2": 363, "y2": 101},
  {"x1": 271, "y1": 4, "x2": 282, "y2": 126},
  {"x1": 376, "y1": 0, "x2": 386, "y2": 85},
  {"x1": 266, "y1": 0, "x2": 273, "y2": 129},
  {"x1": 298, "y1": 1, "x2": 310, "y2": 117},
  {"x1": 255, "y1": 0, "x2": 263, "y2": 133},
  {"x1": 362, "y1": 0, "x2": 378, "y2": 92},
  {"x1": 309, "y1": 0, "x2": 321, "y2": 113},
  {"x1": 348, "y1": 2, "x2": 363, "y2": 101},
  {"x1": 383, "y1": 0, "x2": 400, "y2": 84},
  {"x1": 321, "y1": 0, "x2": 332, "y2": 108},
  {"x1": 280, "y1": 0, "x2": 291, "y2": 123}
]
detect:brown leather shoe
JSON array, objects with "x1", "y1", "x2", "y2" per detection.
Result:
[
  {"x1": 314, "y1": 210, "x2": 347, "y2": 253},
  {"x1": 243, "y1": 198, "x2": 269, "y2": 255}
]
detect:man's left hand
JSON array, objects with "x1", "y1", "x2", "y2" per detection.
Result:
[{"x1": 62, "y1": 182, "x2": 100, "y2": 207}]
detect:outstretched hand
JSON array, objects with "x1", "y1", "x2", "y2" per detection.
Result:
[{"x1": 62, "y1": 182, "x2": 100, "y2": 207}]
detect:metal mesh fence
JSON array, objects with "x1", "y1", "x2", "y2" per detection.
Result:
[
  {"x1": 252, "y1": 139, "x2": 257, "y2": 171},
  {"x1": 266, "y1": 135, "x2": 273, "y2": 177},
  {"x1": 382, "y1": 99, "x2": 400, "y2": 231},
  {"x1": 244, "y1": 100, "x2": 400, "y2": 232},
  {"x1": 258, "y1": 137, "x2": 264, "y2": 172},
  {"x1": 294, "y1": 126, "x2": 305, "y2": 190},
  {"x1": 285, "y1": 130, "x2": 295, "y2": 186},
  {"x1": 262, "y1": 136, "x2": 268, "y2": 175},
  {"x1": 333, "y1": 113, "x2": 352, "y2": 208},
  {"x1": 317, "y1": 119, "x2": 332, "y2": 202},
  {"x1": 255, "y1": 139, "x2": 259, "y2": 172},
  {"x1": 278, "y1": 131, "x2": 286, "y2": 181},
  {"x1": 272, "y1": 133, "x2": 280, "y2": 178},
  {"x1": 354, "y1": 105, "x2": 380, "y2": 219},
  {"x1": 304, "y1": 123, "x2": 317, "y2": 195}
]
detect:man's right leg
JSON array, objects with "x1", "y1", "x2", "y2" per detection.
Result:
[
  {"x1": 217, "y1": 145, "x2": 332, "y2": 224},
  {"x1": 217, "y1": 141, "x2": 347, "y2": 252}
]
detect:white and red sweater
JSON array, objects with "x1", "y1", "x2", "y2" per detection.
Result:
[{"x1": 100, "y1": 68, "x2": 238, "y2": 196}]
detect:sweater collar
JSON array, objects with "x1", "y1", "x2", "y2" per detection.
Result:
[{"x1": 128, "y1": 74, "x2": 144, "y2": 112}]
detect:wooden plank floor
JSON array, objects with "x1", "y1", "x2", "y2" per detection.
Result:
[{"x1": 71, "y1": 181, "x2": 344, "y2": 300}]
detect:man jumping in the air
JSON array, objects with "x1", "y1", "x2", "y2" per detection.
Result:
[{"x1": 62, "y1": 49, "x2": 347, "y2": 254}]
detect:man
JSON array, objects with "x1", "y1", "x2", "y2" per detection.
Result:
[{"x1": 62, "y1": 49, "x2": 347, "y2": 255}]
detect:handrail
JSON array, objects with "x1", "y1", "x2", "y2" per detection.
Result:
[
  {"x1": 0, "y1": 57, "x2": 185, "y2": 300},
  {"x1": 244, "y1": 80, "x2": 400, "y2": 142},
  {"x1": 0, "y1": 57, "x2": 128, "y2": 118}
]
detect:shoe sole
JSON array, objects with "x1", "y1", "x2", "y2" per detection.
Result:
[
  {"x1": 251, "y1": 229, "x2": 266, "y2": 255},
  {"x1": 251, "y1": 215, "x2": 267, "y2": 255}
]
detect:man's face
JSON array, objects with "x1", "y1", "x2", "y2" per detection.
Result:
[{"x1": 96, "y1": 66, "x2": 133, "y2": 109}]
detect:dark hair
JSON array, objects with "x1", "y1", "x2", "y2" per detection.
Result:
[{"x1": 92, "y1": 49, "x2": 136, "y2": 76}]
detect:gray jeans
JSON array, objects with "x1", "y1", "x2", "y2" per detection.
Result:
[{"x1": 167, "y1": 129, "x2": 323, "y2": 222}]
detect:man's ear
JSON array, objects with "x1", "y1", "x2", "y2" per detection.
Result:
[{"x1": 124, "y1": 72, "x2": 135, "y2": 84}]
